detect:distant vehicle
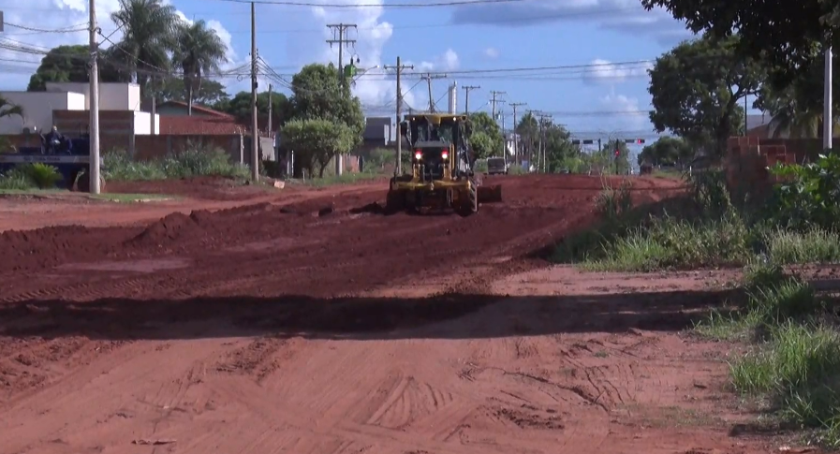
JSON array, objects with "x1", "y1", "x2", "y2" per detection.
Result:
[{"x1": 486, "y1": 157, "x2": 508, "y2": 175}]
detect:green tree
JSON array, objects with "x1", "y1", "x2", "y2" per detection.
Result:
[
  {"x1": 469, "y1": 131, "x2": 495, "y2": 159},
  {"x1": 648, "y1": 34, "x2": 762, "y2": 158},
  {"x1": 640, "y1": 0, "x2": 838, "y2": 88},
  {"x1": 467, "y1": 112, "x2": 503, "y2": 157},
  {"x1": 541, "y1": 122, "x2": 578, "y2": 172},
  {"x1": 637, "y1": 137, "x2": 693, "y2": 166},
  {"x1": 290, "y1": 64, "x2": 364, "y2": 134},
  {"x1": 281, "y1": 119, "x2": 354, "y2": 177},
  {"x1": 213, "y1": 91, "x2": 293, "y2": 128},
  {"x1": 172, "y1": 19, "x2": 228, "y2": 112},
  {"x1": 27, "y1": 45, "x2": 129, "y2": 91},
  {"x1": 288, "y1": 63, "x2": 364, "y2": 152},
  {"x1": 110, "y1": 0, "x2": 180, "y2": 95},
  {"x1": 155, "y1": 78, "x2": 228, "y2": 105},
  {"x1": 755, "y1": 60, "x2": 840, "y2": 139}
]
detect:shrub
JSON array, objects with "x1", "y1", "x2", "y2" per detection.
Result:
[
  {"x1": 101, "y1": 143, "x2": 249, "y2": 181},
  {"x1": 0, "y1": 167, "x2": 36, "y2": 190},
  {"x1": 731, "y1": 322, "x2": 840, "y2": 443},
  {"x1": 766, "y1": 153, "x2": 840, "y2": 232},
  {"x1": 594, "y1": 177, "x2": 632, "y2": 220}
]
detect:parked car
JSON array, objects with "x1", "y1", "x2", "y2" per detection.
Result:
[{"x1": 486, "y1": 157, "x2": 508, "y2": 175}]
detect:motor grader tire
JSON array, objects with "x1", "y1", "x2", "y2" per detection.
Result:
[{"x1": 459, "y1": 181, "x2": 478, "y2": 216}]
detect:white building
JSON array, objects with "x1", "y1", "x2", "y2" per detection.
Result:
[{"x1": 0, "y1": 82, "x2": 158, "y2": 135}]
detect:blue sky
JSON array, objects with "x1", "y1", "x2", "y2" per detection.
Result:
[{"x1": 0, "y1": 0, "x2": 729, "y2": 141}]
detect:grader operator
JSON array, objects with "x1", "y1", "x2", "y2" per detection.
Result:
[{"x1": 385, "y1": 113, "x2": 502, "y2": 215}]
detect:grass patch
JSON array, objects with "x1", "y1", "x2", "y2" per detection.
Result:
[
  {"x1": 730, "y1": 322, "x2": 840, "y2": 447},
  {"x1": 290, "y1": 171, "x2": 384, "y2": 187},
  {"x1": 694, "y1": 258, "x2": 840, "y2": 447},
  {"x1": 90, "y1": 193, "x2": 176, "y2": 203},
  {"x1": 551, "y1": 169, "x2": 840, "y2": 272},
  {"x1": 102, "y1": 142, "x2": 250, "y2": 182},
  {"x1": 0, "y1": 163, "x2": 63, "y2": 190}
]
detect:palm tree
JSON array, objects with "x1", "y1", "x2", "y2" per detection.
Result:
[
  {"x1": 172, "y1": 20, "x2": 228, "y2": 115},
  {"x1": 0, "y1": 95, "x2": 24, "y2": 120},
  {"x1": 760, "y1": 62, "x2": 840, "y2": 139},
  {"x1": 110, "y1": 0, "x2": 181, "y2": 96},
  {"x1": 0, "y1": 96, "x2": 24, "y2": 153}
]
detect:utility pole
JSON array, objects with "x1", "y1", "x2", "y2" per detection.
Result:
[
  {"x1": 88, "y1": 0, "x2": 100, "y2": 194},
  {"x1": 267, "y1": 83, "x2": 273, "y2": 161},
  {"x1": 384, "y1": 57, "x2": 413, "y2": 175},
  {"x1": 825, "y1": 47, "x2": 833, "y2": 150},
  {"x1": 538, "y1": 113, "x2": 552, "y2": 172},
  {"x1": 499, "y1": 101, "x2": 507, "y2": 160},
  {"x1": 490, "y1": 90, "x2": 505, "y2": 122},
  {"x1": 326, "y1": 23, "x2": 357, "y2": 90},
  {"x1": 327, "y1": 23, "x2": 357, "y2": 176},
  {"x1": 267, "y1": 83, "x2": 272, "y2": 136},
  {"x1": 249, "y1": 1, "x2": 258, "y2": 181},
  {"x1": 421, "y1": 73, "x2": 446, "y2": 112},
  {"x1": 462, "y1": 85, "x2": 479, "y2": 114},
  {"x1": 510, "y1": 102, "x2": 526, "y2": 166}
]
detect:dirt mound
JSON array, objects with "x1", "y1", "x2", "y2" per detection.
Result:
[
  {"x1": 130, "y1": 212, "x2": 202, "y2": 245},
  {"x1": 106, "y1": 176, "x2": 289, "y2": 201},
  {"x1": 0, "y1": 225, "x2": 120, "y2": 273}
]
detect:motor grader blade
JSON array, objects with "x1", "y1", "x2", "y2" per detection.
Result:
[{"x1": 477, "y1": 184, "x2": 502, "y2": 204}]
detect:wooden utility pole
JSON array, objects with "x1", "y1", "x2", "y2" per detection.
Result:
[
  {"x1": 326, "y1": 23, "x2": 357, "y2": 175},
  {"x1": 250, "y1": 1, "x2": 259, "y2": 181},
  {"x1": 490, "y1": 90, "x2": 505, "y2": 122},
  {"x1": 421, "y1": 73, "x2": 446, "y2": 112},
  {"x1": 462, "y1": 85, "x2": 479, "y2": 114},
  {"x1": 384, "y1": 57, "x2": 413, "y2": 175},
  {"x1": 509, "y1": 102, "x2": 526, "y2": 165}
]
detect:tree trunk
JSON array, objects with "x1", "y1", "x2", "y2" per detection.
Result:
[{"x1": 188, "y1": 84, "x2": 193, "y2": 116}]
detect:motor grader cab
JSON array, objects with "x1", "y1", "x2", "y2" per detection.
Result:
[{"x1": 385, "y1": 113, "x2": 502, "y2": 215}]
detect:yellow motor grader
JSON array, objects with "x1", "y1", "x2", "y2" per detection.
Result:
[{"x1": 385, "y1": 113, "x2": 503, "y2": 215}]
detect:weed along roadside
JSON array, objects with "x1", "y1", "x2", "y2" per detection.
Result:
[{"x1": 552, "y1": 155, "x2": 840, "y2": 448}]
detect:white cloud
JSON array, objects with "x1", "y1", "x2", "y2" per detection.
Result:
[
  {"x1": 582, "y1": 58, "x2": 652, "y2": 85},
  {"x1": 407, "y1": 48, "x2": 460, "y2": 72},
  {"x1": 449, "y1": 0, "x2": 693, "y2": 45},
  {"x1": 599, "y1": 91, "x2": 649, "y2": 132},
  {"x1": 483, "y1": 47, "x2": 499, "y2": 59},
  {"x1": 0, "y1": 0, "x2": 236, "y2": 91}
]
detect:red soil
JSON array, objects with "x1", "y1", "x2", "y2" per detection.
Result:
[{"x1": 0, "y1": 174, "x2": 787, "y2": 454}]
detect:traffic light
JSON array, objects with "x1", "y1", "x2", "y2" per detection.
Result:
[
  {"x1": 623, "y1": 138, "x2": 646, "y2": 144},
  {"x1": 571, "y1": 139, "x2": 594, "y2": 145},
  {"x1": 614, "y1": 149, "x2": 620, "y2": 157}
]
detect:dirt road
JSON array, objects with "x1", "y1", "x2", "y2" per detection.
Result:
[{"x1": 0, "y1": 174, "x2": 772, "y2": 453}]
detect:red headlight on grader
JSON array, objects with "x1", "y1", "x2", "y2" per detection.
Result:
[{"x1": 385, "y1": 113, "x2": 503, "y2": 215}]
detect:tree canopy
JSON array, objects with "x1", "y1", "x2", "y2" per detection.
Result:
[
  {"x1": 27, "y1": 46, "x2": 129, "y2": 91},
  {"x1": 468, "y1": 112, "x2": 504, "y2": 159},
  {"x1": 637, "y1": 137, "x2": 693, "y2": 166},
  {"x1": 281, "y1": 119, "x2": 354, "y2": 177},
  {"x1": 648, "y1": 34, "x2": 762, "y2": 156},
  {"x1": 640, "y1": 0, "x2": 839, "y2": 88},
  {"x1": 155, "y1": 78, "x2": 229, "y2": 105},
  {"x1": 213, "y1": 90, "x2": 293, "y2": 128},
  {"x1": 278, "y1": 63, "x2": 366, "y2": 177}
]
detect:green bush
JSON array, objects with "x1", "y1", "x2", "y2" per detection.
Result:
[
  {"x1": 767, "y1": 152, "x2": 840, "y2": 232},
  {"x1": 0, "y1": 163, "x2": 62, "y2": 190},
  {"x1": 0, "y1": 167, "x2": 36, "y2": 190},
  {"x1": 731, "y1": 322, "x2": 840, "y2": 446},
  {"x1": 102, "y1": 143, "x2": 249, "y2": 182}
]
